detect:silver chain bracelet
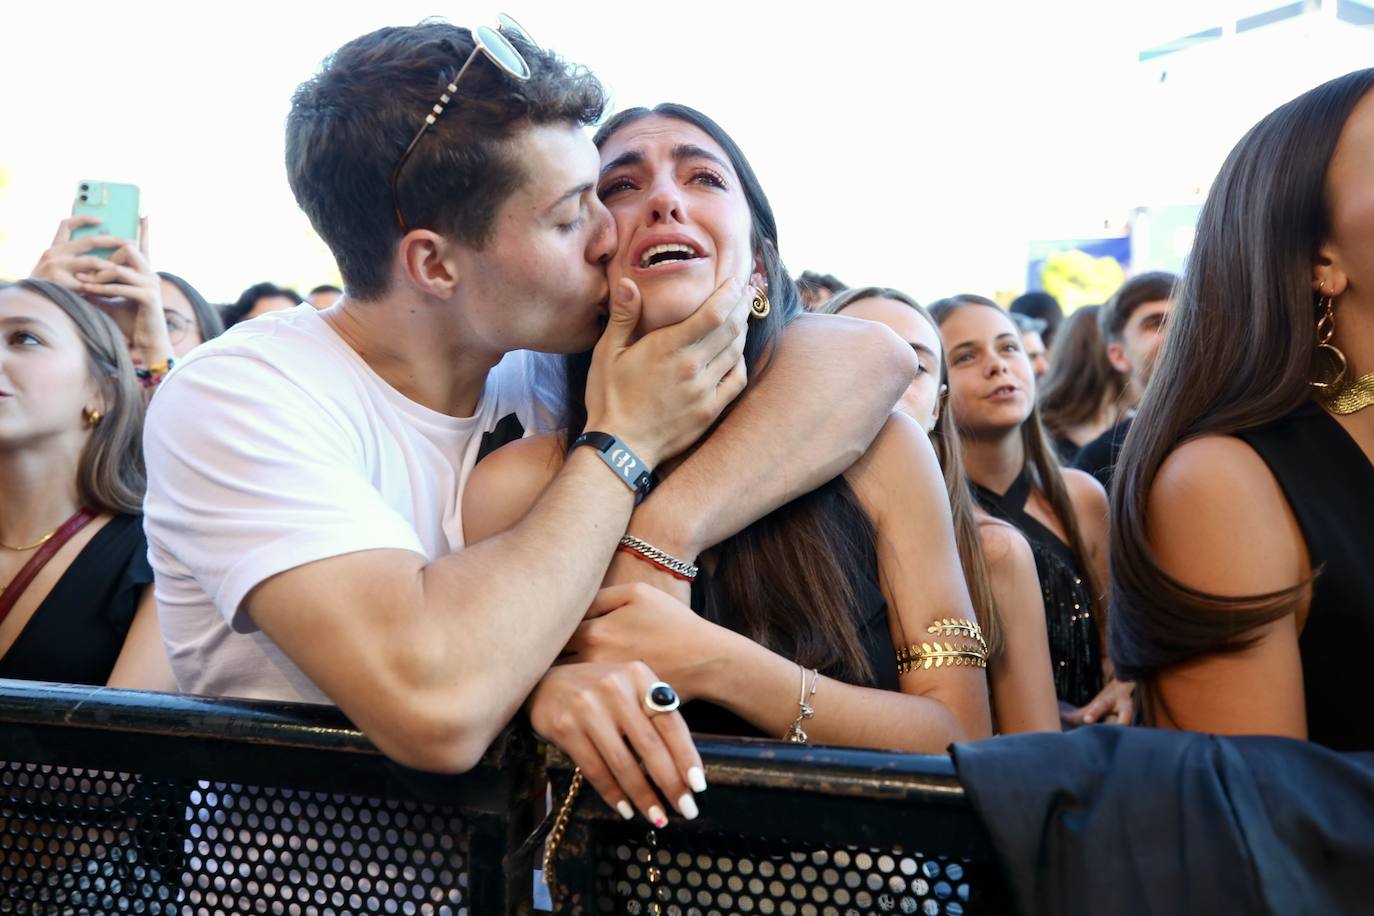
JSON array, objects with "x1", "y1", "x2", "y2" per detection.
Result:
[{"x1": 618, "y1": 535, "x2": 699, "y2": 581}]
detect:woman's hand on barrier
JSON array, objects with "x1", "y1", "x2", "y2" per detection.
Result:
[
  {"x1": 528, "y1": 660, "x2": 705, "y2": 826},
  {"x1": 1063, "y1": 677, "x2": 1135, "y2": 727},
  {"x1": 567, "y1": 583, "x2": 725, "y2": 701}
]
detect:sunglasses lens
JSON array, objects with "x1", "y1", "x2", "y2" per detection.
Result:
[
  {"x1": 476, "y1": 25, "x2": 530, "y2": 80},
  {"x1": 497, "y1": 13, "x2": 536, "y2": 48}
]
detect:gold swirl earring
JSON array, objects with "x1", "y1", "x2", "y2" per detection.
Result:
[
  {"x1": 1310, "y1": 285, "x2": 1348, "y2": 394},
  {"x1": 83, "y1": 408, "x2": 104, "y2": 429},
  {"x1": 750, "y1": 288, "x2": 770, "y2": 320}
]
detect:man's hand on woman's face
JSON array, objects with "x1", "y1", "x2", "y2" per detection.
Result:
[{"x1": 582, "y1": 276, "x2": 751, "y2": 469}]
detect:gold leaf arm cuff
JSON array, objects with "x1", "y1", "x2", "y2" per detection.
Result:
[{"x1": 895, "y1": 617, "x2": 988, "y2": 674}]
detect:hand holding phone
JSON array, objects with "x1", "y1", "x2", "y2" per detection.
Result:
[
  {"x1": 31, "y1": 212, "x2": 176, "y2": 370},
  {"x1": 71, "y1": 180, "x2": 140, "y2": 259},
  {"x1": 31, "y1": 216, "x2": 119, "y2": 287}
]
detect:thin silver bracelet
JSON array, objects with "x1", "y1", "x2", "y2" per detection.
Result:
[
  {"x1": 783, "y1": 666, "x2": 820, "y2": 743},
  {"x1": 617, "y1": 535, "x2": 699, "y2": 581}
]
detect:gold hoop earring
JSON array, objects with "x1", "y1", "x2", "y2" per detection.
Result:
[
  {"x1": 1310, "y1": 291, "x2": 1348, "y2": 393},
  {"x1": 83, "y1": 408, "x2": 103, "y2": 429},
  {"x1": 750, "y1": 288, "x2": 771, "y2": 320}
]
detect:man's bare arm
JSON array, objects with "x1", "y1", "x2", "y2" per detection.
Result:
[
  {"x1": 234, "y1": 279, "x2": 752, "y2": 773},
  {"x1": 248, "y1": 446, "x2": 635, "y2": 773},
  {"x1": 631, "y1": 313, "x2": 916, "y2": 557}
]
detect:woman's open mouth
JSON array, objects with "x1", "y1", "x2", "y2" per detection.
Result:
[
  {"x1": 639, "y1": 243, "x2": 702, "y2": 268},
  {"x1": 986, "y1": 384, "x2": 1020, "y2": 401},
  {"x1": 631, "y1": 236, "x2": 706, "y2": 273}
]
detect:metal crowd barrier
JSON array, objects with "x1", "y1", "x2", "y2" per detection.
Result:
[
  {"x1": 544, "y1": 741, "x2": 1009, "y2": 915},
  {"x1": 0, "y1": 679, "x2": 1008, "y2": 914}
]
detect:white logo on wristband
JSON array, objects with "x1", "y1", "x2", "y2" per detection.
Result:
[{"x1": 610, "y1": 448, "x2": 637, "y2": 473}]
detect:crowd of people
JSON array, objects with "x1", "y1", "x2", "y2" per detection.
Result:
[{"x1": 1, "y1": 18, "x2": 1370, "y2": 840}]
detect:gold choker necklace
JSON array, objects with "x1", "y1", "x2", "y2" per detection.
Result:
[{"x1": 1320, "y1": 371, "x2": 1374, "y2": 415}]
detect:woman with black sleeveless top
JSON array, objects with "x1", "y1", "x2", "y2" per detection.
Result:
[
  {"x1": 929, "y1": 295, "x2": 1134, "y2": 726},
  {"x1": 1110, "y1": 69, "x2": 1374, "y2": 752},
  {"x1": 0, "y1": 280, "x2": 172, "y2": 690}
]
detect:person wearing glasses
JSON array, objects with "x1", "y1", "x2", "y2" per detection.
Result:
[
  {"x1": 140, "y1": 18, "x2": 914, "y2": 794},
  {"x1": 463, "y1": 105, "x2": 992, "y2": 824},
  {"x1": 31, "y1": 217, "x2": 223, "y2": 391}
]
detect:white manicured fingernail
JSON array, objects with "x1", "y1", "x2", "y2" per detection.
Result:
[
  {"x1": 687, "y1": 767, "x2": 707, "y2": 793},
  {"x1": 616, "y1": 800, "x2": 635, "y2": 820},
  {"x1": 677, "y1": 793, "x2": 698, "y2": 821},
  {"x1": 648, "y1": 805, "x2": 667, "y2": 828}
]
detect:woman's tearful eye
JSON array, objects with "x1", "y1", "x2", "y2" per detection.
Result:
[{"x1": 598, "y1": 177, "x2": 636, "y2": 200}]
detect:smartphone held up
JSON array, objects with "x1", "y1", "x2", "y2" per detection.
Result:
[{"x1": 71, "y1": 180, "x2": 140, "y2": 258}]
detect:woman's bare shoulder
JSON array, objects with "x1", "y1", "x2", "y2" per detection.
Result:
[
  {"x1": 1147, "y1": 434, "x2": 1306, "y2": 599},
  {"x1": 462, "y1": 432, "x2": 566, "y2": 543},
  {"x1": 977, "y1": 515, "x2": 1035, "y2": 573},
  {"x1": 1061, "y1": 467, "x2": 1108, "y2": 514},
  {"x1": 843, "y1": 412, "x2": 941, "y2": 521}
]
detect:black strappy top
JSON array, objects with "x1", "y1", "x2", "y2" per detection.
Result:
[
  {"x1": 972, "y1": 469, "x2": 1103, "y2": 707},
  {"x1": 681, "y1": 477, "x2": 900, "y2": 738},
  {"x1": 1236, "y1": 400, "x2": 1374, "y2": 752},
  {"x1": 0, "y1": 514, "x2": 152, "y2": 686}
]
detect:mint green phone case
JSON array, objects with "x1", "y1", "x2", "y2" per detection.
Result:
[{"x1": 71, "y1": 180, "x2": 140, "y2": 258}]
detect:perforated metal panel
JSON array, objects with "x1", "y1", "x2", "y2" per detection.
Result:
[
  {"x1": 591, "y1": 829, "x2": 980, "y2": 916},
  {"x1": 1, "y1": 762, "x2": 471, "y2": 914}
]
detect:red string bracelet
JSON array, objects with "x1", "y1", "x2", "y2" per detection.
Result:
[{"x1": 616, "y1": 544, "x2": 696, "y2": 582}]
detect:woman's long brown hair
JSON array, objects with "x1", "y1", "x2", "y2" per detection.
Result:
[
  {"x1": 1037, "y1": 305, "x2": 1126, "y2": 443},
  {"x1": 4, "y1": 280, "x2": 145, "y2": 516},
  {"x1": 929, "y1": 296, "x2": 1105, "y2": 642},
  {"x1": 563, "y1": 104, "x2": 881, "y2": 683},
  {"x1": 821, "y1": 287, "x2": 1004, "y2": 659},
  {"x1": 1109, "y1": 70, "x2": 1374, "y2": 712}
]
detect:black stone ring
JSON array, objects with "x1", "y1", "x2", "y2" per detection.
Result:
[{"x1": 643, "y1": 681, "x2": 680, "y2": 715}]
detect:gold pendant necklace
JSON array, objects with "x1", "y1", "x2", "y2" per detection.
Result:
[
  {"x1": 1320, "y1": 371, "x2": 1374, "y2": 416},
  {"x1": 0, "y1": 528, "x2": 58, "y2": 552}
]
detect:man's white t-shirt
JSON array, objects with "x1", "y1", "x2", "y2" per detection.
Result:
[{"x1": 143, "y1": 306, "x2": 561, "y2": 703}]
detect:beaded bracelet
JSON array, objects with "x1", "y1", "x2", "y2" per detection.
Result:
[{"x1": 135, "y1": 357, "x2": 175, "y2": 389}]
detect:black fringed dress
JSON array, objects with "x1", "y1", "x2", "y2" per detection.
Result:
[{"x1": 972, "y1": 469, "x2": 1103, "y2": 707}]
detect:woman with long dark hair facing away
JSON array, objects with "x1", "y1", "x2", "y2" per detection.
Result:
[
  {"x1": 822, "y1": 287, "x2": 1059, "y2": 733},
  {"x1": 1111, "y1": 69, "x2": 1374, "y2": 751},
  {"x1": 1037, "y1": 305, "x2": 1128, "y2": 465},
  {"x1": 0, "y1": 279, "x2": 172, "y2": 690},
  {"x1": 930, "y1": 294, "x2": 1133, "y2": 727},
  {"x1": 464, "y1": 105, "x2": 990, "y2": 822}
]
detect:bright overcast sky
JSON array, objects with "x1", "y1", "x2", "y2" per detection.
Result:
[{"x1": 2, "y1": 1, "x2": 1371, "y2": 303}]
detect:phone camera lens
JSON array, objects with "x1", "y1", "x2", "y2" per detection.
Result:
[
  {"x1": 80, "y1": 183, "x2": 90, "y2": 191},
  {"x1": 79, "y1": 195, "x2": 89, "y2": 202}
]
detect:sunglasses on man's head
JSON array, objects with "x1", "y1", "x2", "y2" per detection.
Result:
[{"x1": 390, "y1": 14, "x2": 539, "y2": 233}]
